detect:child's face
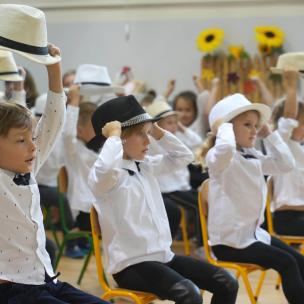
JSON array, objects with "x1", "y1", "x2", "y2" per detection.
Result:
[
  {"x1": 77, "y1": 120, "x2": 96, "y2": 144},
  {"x1": 0, "y1": 127, "x2": 36, "y2": 174},
  {"x1": 232, "y1": 111, "x2": 259, "y2": 150},
  {"x1": 158, "y1": 115, "x2": 178, "y2": 134},
  {"x1": 123, "y1": 122, "x2": 152, "y2": 160},
  {"x1": 292, "y1": 113, "x2": 304, "y2": 142},
  {"x1": 174, "y1": 97, "x2": 196, "y2": 127}
]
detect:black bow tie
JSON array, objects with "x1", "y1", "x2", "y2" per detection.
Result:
[
  {"x1": 241, "y1": 154, "x2": 257, "y2": 160},
  {"x1": 125, "y1": 161, "x2": 141, "y2": 176},
  {"x1": 13, "y1": 173, "x2": 31, "y2": 186}
]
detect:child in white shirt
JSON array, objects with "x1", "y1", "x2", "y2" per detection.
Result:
[
  {"x1": 204, "y1": 93, "x2": 304, "y2": 304},
  {"x1": 271, "y1": 68, "x2": 304, "y2": 236},
  {"x1": 0, "y1": 42, "x2": 107, "y2": 303},
  {"x1": 88, "y1": 95, "x2": 238, "y2": 304}
]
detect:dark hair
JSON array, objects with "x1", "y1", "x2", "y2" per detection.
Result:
[
  {"x1": 78, "y1": 102, "x2": 97, "y2": 126},
  {"x1": 0, "y1": 102, "x2": 32, "y2": 136},
  {"x1": 173, "y1": 91, "x2": 198, "y2": 119},
  {"x1": 24, "y1": 68, "x2": 39, "y2": 109}
]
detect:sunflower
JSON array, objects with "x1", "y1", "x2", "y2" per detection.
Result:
[
  {"x1": 255, "y1": 26, "x2": 284, "y2": 48},
  {"x1": 196, "y1": 28, "x2": 224, "y2": 53},
  {"x1": 228, "y1": 45, "x2": 244, "y2": 59},
  {"x1": 249, "y1": 69, "x2": 261, "y2": 79},
  {"x1": 201, "y1": 68, "x2": 215, "y2": 81}
]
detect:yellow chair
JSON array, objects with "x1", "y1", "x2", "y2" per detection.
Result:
[
  {"x1": 266, "y1": 177, "x2": 304, "y2": 289},
  {"x1": 179, "y1": 207, "x2": 191, "y2": 256},
  {"x1": 90, "y1": 207, "x2": 158, "y2": 303},
  {"x1": 198, "y1": 179, "x2": 267, "y2": 304}
]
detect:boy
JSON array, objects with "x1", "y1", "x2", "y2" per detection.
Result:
[{"x1": 0, "y1": 44, "x2": 108, "y2": 304}]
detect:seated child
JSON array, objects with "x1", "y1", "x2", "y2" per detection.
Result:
[
  {"x1": 88, "y1": 95, "x2": 239, "y2": 304},
  {"x1": 0, "y1": 43, "x2": 108, "y2": 304},
  {"x1": 203, "y1": 93, "x2": 304, "y2": 304},
  {"x1": 270, "y1": 68, "x2": 304, "y2": 235}
]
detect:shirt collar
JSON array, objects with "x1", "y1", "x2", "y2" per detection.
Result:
[{"x1": 121, "y1": 159, "x2": 142, "y2": 173}]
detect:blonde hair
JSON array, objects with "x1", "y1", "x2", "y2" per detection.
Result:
[
  {"x1": 77, "y1": 102, "x2": 97, "y2": 126},
  {"x1": 0, "y1": 102, "x2": 32, "y2": 136},
  {"x1": 196, "y1": 133, "x2": 216, "y2": 170}
]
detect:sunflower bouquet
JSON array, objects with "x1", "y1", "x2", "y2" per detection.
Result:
[{"x1": 255, "y1": 26, "x2": 285, "y2": 56}]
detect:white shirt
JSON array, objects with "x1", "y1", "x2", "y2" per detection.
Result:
[
  {"x1": 149, "y1": 128, "x2": 201, "y2": 193},
  {"x1": 36, "y1": 137, "x2": 64, "y2": 187},
  {"x1": 206, "y1": 123, "x2": 294, "y2": 249},
  {"x1": 272, "y1": 117, "x2": 304, "y2": 209},
  {"x1": 189, "y1": 90, "x2": 210, "y2": 140},
  {"x1": 63, "y1": 105, "x2": 97, "y2": 213},
  {"x1": 88, "y1": 131, "x2": 193, "y2": 274},
  {"x1": 0, "y1": 91, "x2": 66, "y2": 285}
]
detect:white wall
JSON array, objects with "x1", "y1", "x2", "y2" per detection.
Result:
[{"x1": 6, "y1": 0, "x2": 304, "y2": 96}]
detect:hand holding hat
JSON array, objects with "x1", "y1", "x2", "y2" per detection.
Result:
[{"x1": 102, "y1": 121, "x2": 122, "y2": 138}]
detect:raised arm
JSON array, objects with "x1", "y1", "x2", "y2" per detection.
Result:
[{"x1": 282, "y1": 68, "x2": 299, "y2": 119}]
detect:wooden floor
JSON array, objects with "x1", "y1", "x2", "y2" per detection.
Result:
[{"x1": 53, "y1": 234, "x2": 289, "y2": 304}]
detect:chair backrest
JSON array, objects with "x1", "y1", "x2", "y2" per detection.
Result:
[
  {"x1": 90, "y1": 207, "x2": 110, "y2": 292},
  {"x1": 197, "y1": 179, "x2": 215, "y2": 263},
  {"x1": 265, "y1": 176, "x2": 275, "y2": 235},
  {"x1": 57, "y1": 166, "x2": 70, "y2": 234}
]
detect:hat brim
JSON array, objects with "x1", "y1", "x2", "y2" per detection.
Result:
[
  {"x1": 224, "y1": 103, "x2": 271, "y2": 127},
  {"x1": 79, "y1": 84, "x2": 125, "y2": 97},
  {"x1": 0, "y1": 45, "x2": 61, "y2": 65},
  {"x1": 87, "y1": 117, "x2": 161, "y2": 153},
  {"x1": 270, "y1": 67, "x2": 283, "y2": 74},
  {"x1": 0, "y1": 73, "x2": 23, "y2": 82}
]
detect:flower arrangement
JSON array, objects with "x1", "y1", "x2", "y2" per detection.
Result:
[
  {"x1": 196, "y1": 28, "x2": 224, "y2": 53},
  {"x1": 255, "y1": 26, "x2": 284, "y2": 55},
  {"x1": 228, "y1": 45, "x2": 249, "y2": 59}
]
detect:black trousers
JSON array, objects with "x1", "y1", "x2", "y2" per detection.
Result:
[
  {"x1": 0, "y1": 275, "x2": 108, "y2": 304},
  {"x1": 273, "y1": 210, "x2": 304, "y2": 236},
  {"x1": 113, "y1": 254, "x2": 238, "y2": 304},
  {"x1": 163, "y1": 189, "x2": 202, "y2": 246},
  {"x1": 212, "y1": 236, "x2": 304, "y2": 304},
  {"x1": 162, "y1": 195, "x2": 182, "y2": 239}
]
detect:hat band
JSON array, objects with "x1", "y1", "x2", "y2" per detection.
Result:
[
  {"x1": 154, "y1": 109, "x2": 175, "y2": 118},
  {"x1": 81, "y1": 82, "x2": 110, "y2": 86},
  {"x1": 121, "y1": 113, "x2": 152, "y2": 127},
  {"x1": 0, "y1": 36, "x2": 48, "y2": 55},
  {"x1": 0, "y1": 71, "x2": 18, "y2": 76}
]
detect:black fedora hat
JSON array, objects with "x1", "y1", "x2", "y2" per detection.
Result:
[{"x1": 87, "y1": 95, "x2": 159, "y2": 152}]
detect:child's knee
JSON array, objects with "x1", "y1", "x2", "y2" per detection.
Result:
[
  {"x1": 168, "y1": 279, "x2": 203, "y2": 304},
  {"x1": 212, "y1": 268, "x2": 239, "y2": 296}
]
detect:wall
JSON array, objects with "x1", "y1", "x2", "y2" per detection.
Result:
[{"x1": 4, "y1": 0, "x2": 304, "y2": 97}]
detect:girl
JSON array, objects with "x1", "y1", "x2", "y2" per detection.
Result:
[
  {"x1": 271, "y1": 68, "x2": 304, "y2": 236},
  {"x1": 203, "y1": 93, "x2": 304, "y2": 304},
  {"x1": 88, "y1": 95, "x2": 238, "y2": 304}
]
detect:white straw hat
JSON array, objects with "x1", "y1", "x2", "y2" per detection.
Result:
[
  {"x1": 0, "y1": 50, "x2": 23, "y2": 81},
  {"x1": 145, "y1": 100, "x2": 176, "y2": 119},
  {"x1": 270, "y1": 52, "x2": 304, "y2": 74},
  {"x1": 0, "y1": 4, "x2": 60, "y2": 65},
  {"x1": 74, "y1": 64, "x2": 125, "y2": 96},
  {"x1": 209, "y1": 93, "x2": 271, "y2": 132}
]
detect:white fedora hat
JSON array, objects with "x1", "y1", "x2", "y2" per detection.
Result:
[
  {"x1": 74, "y1": 64, "x2": 125, "y2": 96},
  {"x1": 270, "y1": 52, "x2": 304, "y2": 74},
  {"x1": 0, "y1": 4, "x2": 60, "y2": 65},
  {"x1": 0, "y1": 50, "x2": 23, "y2": 81},
  {"x1": 145, "y1": 99, "x2": 176, "y2": 119},
  {"x1": 209, "y1": 93, "x2": 271, "y2": 132}
]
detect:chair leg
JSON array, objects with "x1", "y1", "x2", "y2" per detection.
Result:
[
  {"x1": 240, "y1": 270, "x2": 257, "y2": 304},
  {"x1": 180, "y1": 208, "x2": 190, "y2": 256},
  {"x1": 77, "y1": 245, "x2": 93, "y2": 285},
  {"x1": 55, "y1": 237, "x2": 66, "y2": 270},
  {"x1": 254, "y1": 270, "x2": 266, "y2": 300}
]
